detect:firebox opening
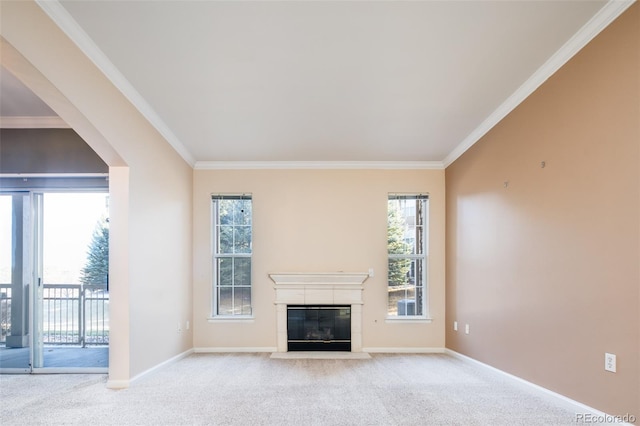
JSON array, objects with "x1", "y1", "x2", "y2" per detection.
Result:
[{"x1": 287, "y1": 305, "x2": 351, "y2": 352}]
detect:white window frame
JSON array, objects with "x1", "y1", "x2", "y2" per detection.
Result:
[
  {"x1": 387, "y1": 194, "x2": 429, "y2": 320},
  {"x1": 211, "y1": 194, "x2": 253, "y2": 318}
]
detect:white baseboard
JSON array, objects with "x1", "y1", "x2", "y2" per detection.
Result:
[
  {"x1": 444, "y1": 349, "x2": 634, "y2": 425},
  {"x1": 106, "y1": 379, "x2": 129, "y2": 389},
  {"x1": 107, "y1": 348, "x2": 194, "y2": 389},
  {"x1": 362, "y1": 347, "x2": 445, "y2": 354},
  {"x1": 193, "y1": 347, "x2": 278, "y2": 353}
]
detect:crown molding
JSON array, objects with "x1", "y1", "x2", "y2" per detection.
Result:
[
  {"x1": 35, "y1": 0, "x2": 633, "y2": 170},
  {"x1": 443, "y1": 0, "x2": 635, "y2": 168},
  {"x1": 35, "y1": 0, "x2": 196, "y2": 167},
  {"x1": 194, "y1": 160, "x2": 445, "y2": 170},
  {"x1": 0, "y1": 116, "x2": 70, "y2": 129}
]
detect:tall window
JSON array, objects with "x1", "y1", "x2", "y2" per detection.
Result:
[
  {"x1": 212, "y1": 195, "x2": 252, "y2": 316},
  {"x1": 387, "y1": 194, "x2": 428, "y2": 318}
]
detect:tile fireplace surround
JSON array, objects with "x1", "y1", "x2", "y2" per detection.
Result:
[{"x1": 269, "y1": 272, "x2": 369, "y2": 352}]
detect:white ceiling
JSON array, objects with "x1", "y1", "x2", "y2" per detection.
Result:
[{"x1": 3, "y1": 1, "x2": 633, "y2": 167}]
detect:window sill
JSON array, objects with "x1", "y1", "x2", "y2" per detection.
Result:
[
  {"x1": 385, "y1": 316, "x2": 433, "y2": 324},
  {"x1": 207, "y1": 316, "x2": 255, "y2": 323}
]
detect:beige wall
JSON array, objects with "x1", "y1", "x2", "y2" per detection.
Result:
[
  {"x1": 1, "y1": 1, "x2": 194, "y2": 384},
  {"x1": 446, "y1": 4, "x2": 639, "y2": 418},
  {"x1": 194, "y1": 169, "x2": 445, "y2": 350}
]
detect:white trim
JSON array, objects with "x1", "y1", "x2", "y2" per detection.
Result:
[
  {"x1": 384, "y1": 317, "x2": 433, "y2": 324},
  {"x1": 444, "y1": 349, "x2": 633, "y2": 424},
  {"x1": 107, "y1": 348, "x2": 194, "y2": 389},
  {"x1": 443, "y1": 0, "x2": 636, "y2": 168},
  {"x1": 363, "y1": 347, "x2": 445, "y2": 354},
  {"x1": 195, "y1": 161, "x2": 445, "y2": 170},
  {"x1": 193, "y1": 347, "x2": 278, "y2": 353},
  {"x1": 105, "y1": 379, "x2": 130, "y2": 390},
  {"x1": 35, "y1": 0, "x2": 633, "y2": 170},
  {"x1": 35, "y1": 0, "x2": 196, "y2": 167},
  {"x1": 0, "y1": 116, "x2": 69, "y2": 128},
  {"x1": 207, "y1": 316, "x2": 255, "y2": 323},
  {"x1": 269, "y1": 272, "x2": 369, "y2": 286}
]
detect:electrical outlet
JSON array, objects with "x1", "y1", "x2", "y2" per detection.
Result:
[
  {"x1": 605, "y1": 353, "x2": 616, "y2": 373},
  {"x1": 465, "y1": 324, "x2": 470, "y2": 335},
  {"x1": 453, "y1": 321, "x2": 458, "y2": 331},
  {"x1": 186, "y1": 320, "x2": 190, "y2": 330},
  {"x1": 368, "y1": 268, "x2": 374, "y2": 278}
]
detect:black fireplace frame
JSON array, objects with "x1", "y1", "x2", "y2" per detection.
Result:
[{"x1": 287, "y1": 305, "x2": 351, "y2": 352}]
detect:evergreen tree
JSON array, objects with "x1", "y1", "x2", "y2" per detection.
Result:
[
  {"x1": 388, "y1": 201, "x2": 411, "y2": 286},
  {"x1": 80, "y1": 217, "x2": 109, "y2": 286}
]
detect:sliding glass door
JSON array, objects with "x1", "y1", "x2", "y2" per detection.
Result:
[
  {"x1": 38, "y1": 192, "x2": 109, "y2": 371},
  {"x1": 0, "y1": 190, "x2": 109, "y2": 373},
  {"x1": 0, "y1": 193, "x2": 32, "y2": 372}
]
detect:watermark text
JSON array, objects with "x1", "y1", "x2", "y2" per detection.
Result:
[{"x1": 576, "y1": 413, "x2": 636, "y2": 424}]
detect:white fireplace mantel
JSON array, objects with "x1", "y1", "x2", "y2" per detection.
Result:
[
  {"x1": 269, "y1": 272, "x2": 369, "y2": 287},
  {"x1": 269, "y1": 272, "x2": 369, "y2": 352}
]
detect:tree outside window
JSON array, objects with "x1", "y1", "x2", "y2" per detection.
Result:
[
  {"x1": 213, "y1": 195, "x2": 252, "y2": 316},
  {"x1": 387, "y1": 195, "x2": 428, "y2": 317}
]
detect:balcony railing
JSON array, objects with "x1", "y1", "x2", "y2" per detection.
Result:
[
  {"x1": 0, "y1": 283, "x2": 109, "y2": 347},
  {"x1": 0, "y1": 285, "x2": 10, "y2": 343}
]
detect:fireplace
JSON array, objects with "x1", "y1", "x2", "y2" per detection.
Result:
[
  {"x1": 269, "y1": 272, "x2": 369, "y2": 353},
  {"x1": 287, "y1": 305, "x2": 351, "y2": 351}
]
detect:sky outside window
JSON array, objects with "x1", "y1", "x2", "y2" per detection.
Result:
[
  {"x1": 0, "y1": 193, "x2": 108, "y2": 285},
  {"x1": 43, "y1": 193, "x2": 108, "y2": 284}
]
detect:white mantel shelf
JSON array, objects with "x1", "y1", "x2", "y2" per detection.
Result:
[
  {"x1": 269, "y1": 272, "x2": 369, "y2": 305},
  {"x1": 269, "y1": 272, "x2": 369, "y2": 286},
  {"x1": 269, "y1": 272, "x2": 369, "y2": 353}
]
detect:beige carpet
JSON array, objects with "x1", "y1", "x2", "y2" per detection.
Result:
[{"x1": 0, "y1": 353, "x2": 605, "y2": 425}]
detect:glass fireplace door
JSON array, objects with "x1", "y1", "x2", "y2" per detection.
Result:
[{"x1": 287, "y1": 305, "x2": 351, "y2": 351}]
